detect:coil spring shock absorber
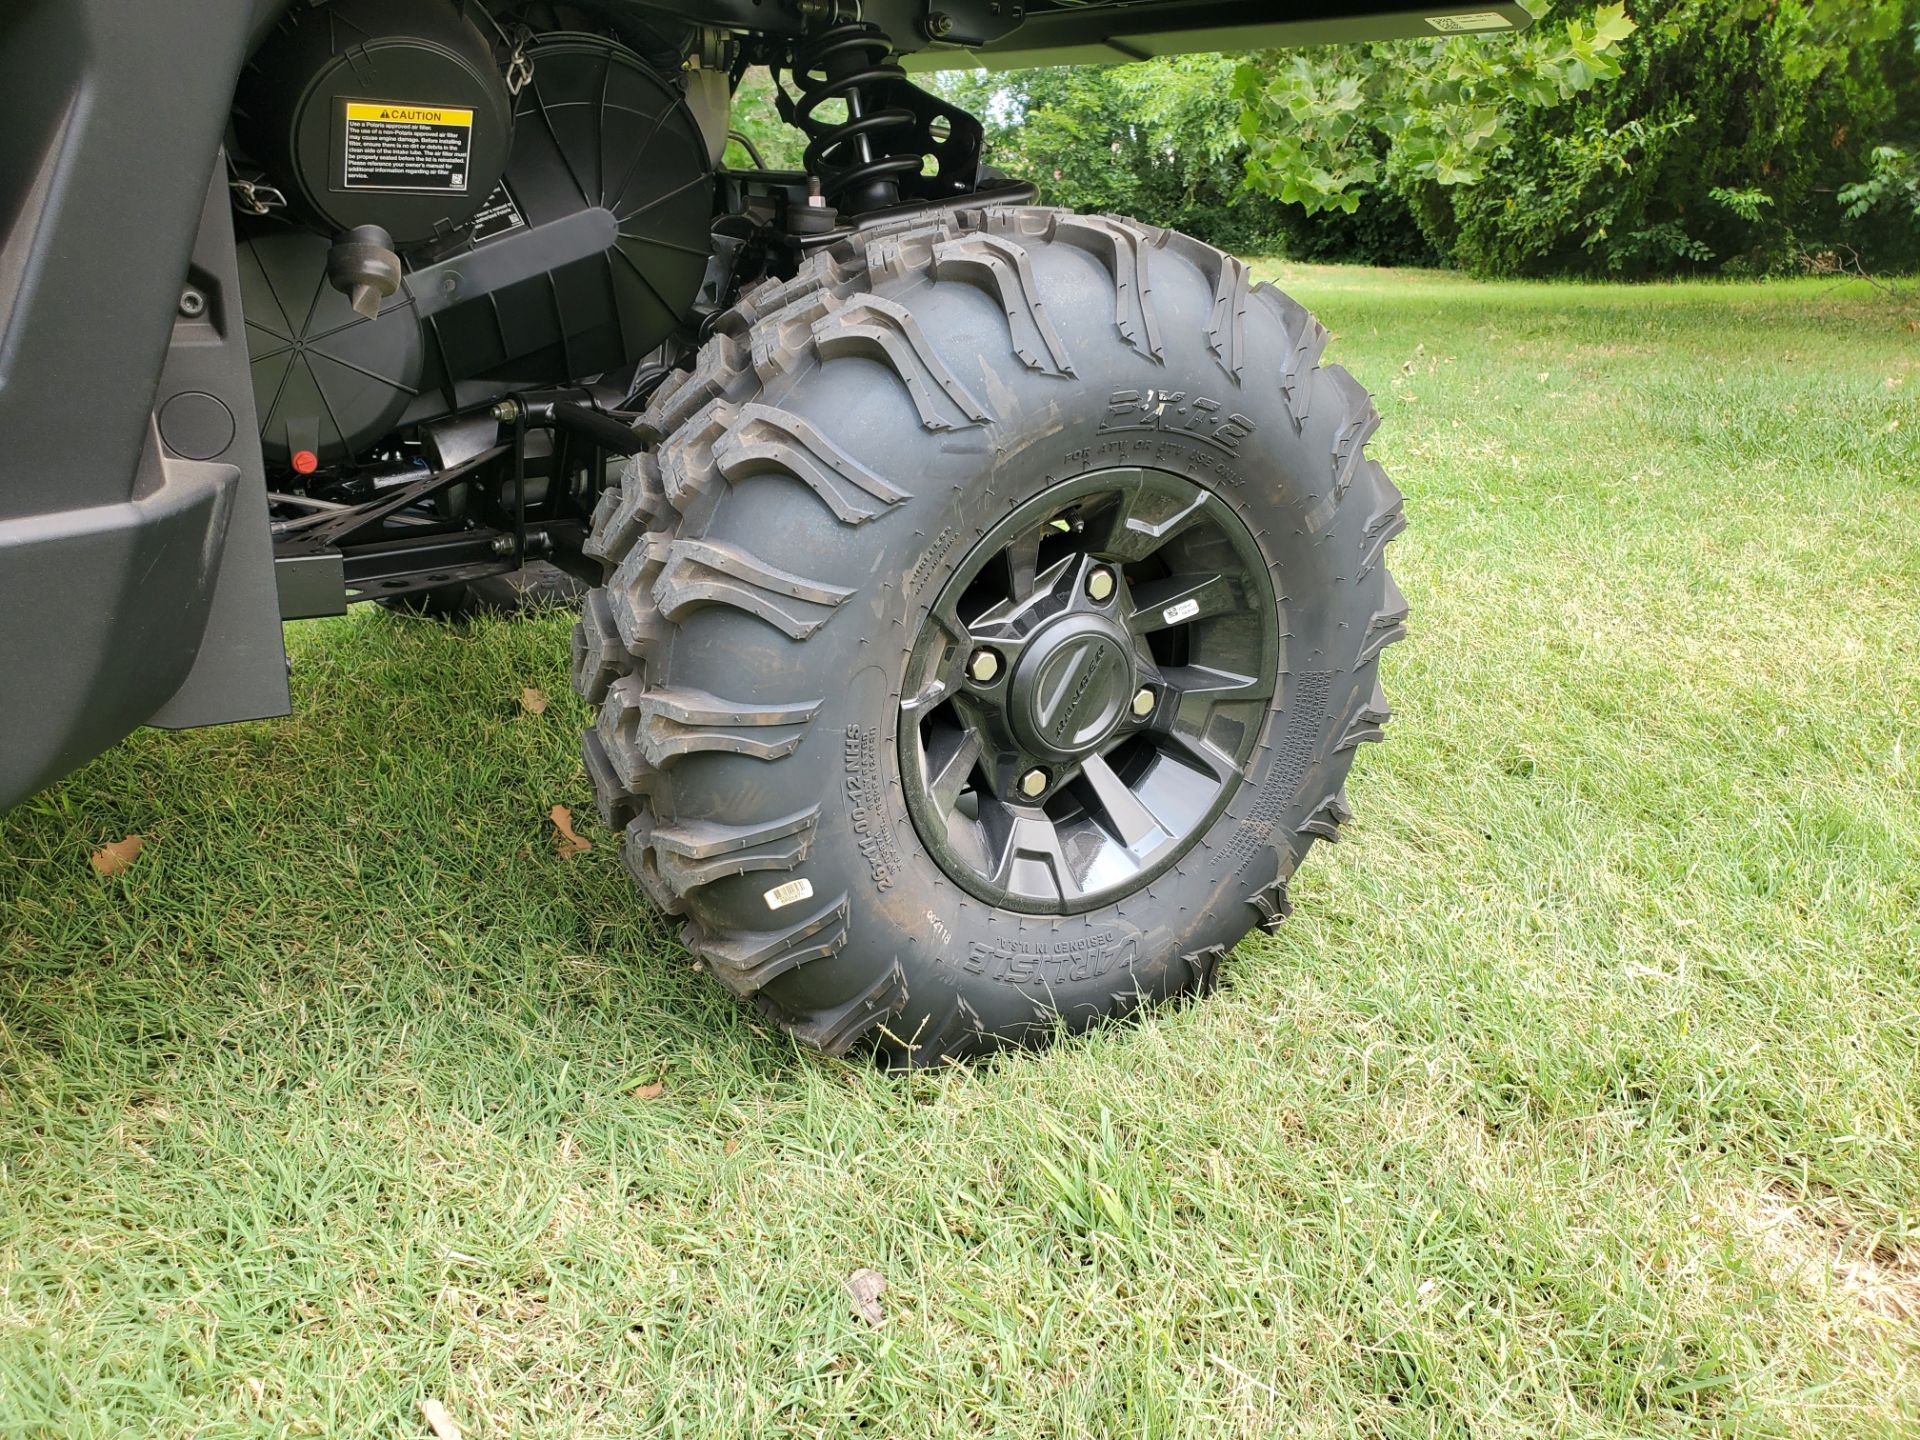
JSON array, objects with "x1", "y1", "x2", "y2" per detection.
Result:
[{"x1": 779, "y1": 21, "x2": 961, "y2": 214}]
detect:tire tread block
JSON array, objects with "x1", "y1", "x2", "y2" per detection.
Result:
[
  {"x1": 812, "y1": 294, "x2": 991, "y2": 430},
  {"x1": 714, "y1": 402, "x2": 908, "y2": 524},
  {"x1": 1359, "y1": 574, "x2": 1410, "y2": 665},
  {"x1": 1254, "y1": 283, "x2": 1329, "y2": 431},
  {"x1": 1359, "y1": 474, "x2": 1408, "y2": 578},
  {"x1": 762, "y1": 960, "x2": 910, "y2": 1057},
  {"x1": 639, "y1": 806, "x2": 819, "y2": 901},
  {"x1": 654, "y1": 538, "x2": 853, "y2": 639},
  {"x1": 1052, "y1": 214, "x2": 1165, "y2": 362},
  {"x1": 691, "y1": 893, "x2": 851, "y2": 998},
  {"x1": 615, "y1": 681, "x2": 822, "y2": 766},
  {"x1": 570, "y1": 588, "x2": 626, "y2": 705},
  {"x1": 640, "y1": 334, "x2": 747, "y2": 442},
  {"x1": 607, "y1": 538, "x2": 672, "y2": 662},
  {"x1": 1336, "y1": 678, "x2": 1393, "y2": 752},
  {"x1": 930, "y1": 234, "x2": 1076, "y2": 377},
  {"x1": 581, "y1": 729, "x2": 642, "y2": 831},
  {"x1": 1297, "y1": 788, "x2": 1353, "y2": 843}
]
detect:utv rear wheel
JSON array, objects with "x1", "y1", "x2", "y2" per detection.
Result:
[{"x1": 573, "y1": 206, "x2": 1405, "y2": 1062}]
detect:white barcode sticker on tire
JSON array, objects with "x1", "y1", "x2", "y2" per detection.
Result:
[
  {"x1": 1163, "y1": 597, "x2": 1201, "y2": 625},
  {"x1": 764, "y1": 878, "x2": 814, "y2": 911}
]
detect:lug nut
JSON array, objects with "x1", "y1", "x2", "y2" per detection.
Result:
[
  {"x1": 968, "y1": 648, "x2": 1001, "y2": 683},
  {"x1": 1019, "y1": 767, "x2": 1049, "y2": 798},
  {"x1": 1131, "y1": 686, "x2": 1156, "y2": 718},
  {"x1": 1085, "y1": 566, "x2": 1116, "y2": 603}
]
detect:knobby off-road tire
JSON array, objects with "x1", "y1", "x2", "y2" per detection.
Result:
[{"x1": 572, "y1": 206, "x2": 1405, "y2": 1064}]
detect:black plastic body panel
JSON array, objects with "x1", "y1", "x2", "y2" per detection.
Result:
[
  {"x1": 0, "y1": 0, "x2": 288, "y2": 811},
  {"x1": 148, "y1": 169, "x2": 292, "y2": 732}
]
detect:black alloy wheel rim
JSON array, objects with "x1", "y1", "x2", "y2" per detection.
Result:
[{"x1": 899, "y1": 468, "x2": 1281, "y2": 914}]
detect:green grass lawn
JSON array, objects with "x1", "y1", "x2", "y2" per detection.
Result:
[{"x1": 3, "y1": 266, "x2": 1917, "y2": 1438}]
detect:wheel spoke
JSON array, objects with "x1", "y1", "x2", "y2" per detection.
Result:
[
  {"x1": 1087, "y1": 483, "x2": 1212, "y2": 563},
  {"x1": 973, "y1": 553, "x2": 1077, "y2": 636},
  {"x1": 1163, "y1": 663, "x2": 1268, "y2": 753},
  {"x1": 901, "y1": 604, "x2": 981, "y2": 716},
  {"x1": 1004, "y1": 525, "x2": 1045, "y2": 600},
  {"x1": 901, "y1": 632, "x2": 968, "y2": 717},
  {"x1": 1078, "y1": 754, "x2": 1166, "y2": 851},
  {"x1": 1125, "y1": 573, "x2": 1239, "y2": 634},
  {"x1": 987, "y1": 811, "x2": 1073, "y2": 904},
  {"x1": 1162, "y1": 663, "x2": 1265, "y2": 702},
  {"x1": 1160, "y1": 726, "x2": 1239, "y2": 783},
  {"x1": 924, "y1": 725, "x2": 984, "y2": 816}
]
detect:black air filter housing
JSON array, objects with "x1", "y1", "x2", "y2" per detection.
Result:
[
  {"x1": 420, "y1": 32, "x2": 713, "y2": 390},
  {"x1": 237, "y1": 0, "x2": 514, "y2": 246},
  {"x1": 237, "y1": 30, "x2": 712, "y2": 467},
  {"x1": 238, "y1": 229, "x2": 429, "y2": 465}
]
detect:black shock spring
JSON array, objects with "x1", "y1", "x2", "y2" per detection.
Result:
[{"x1": 780, "y1": 22, "x2": 926, "y2": 213}]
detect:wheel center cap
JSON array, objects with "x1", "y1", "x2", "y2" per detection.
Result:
[{"x1": 1008, "y1": 613, "x2": 1135, "y2": 761}]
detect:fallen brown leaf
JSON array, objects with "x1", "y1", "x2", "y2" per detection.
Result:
[
  {"x1": 549, "y1": 804, "x2": 591, "y2": 857},
  {"x1": 90, "y1": 835, "x2": 145, "y2": 877},
  {"x1": 845, "y1": 1267, "x2": 887, "y2": 1326},
  {"x1": 420, "y1": 1397, "x2": 462, "y2": 1440},
  {"x1": 520, "y1": 686, "x2": 548, "y2": 715},
  {"x1": 631, "y1": 1082, "x2": 665, "y2": 1101},
  {"x1": 724, "y1": 1137, "x2": 739, "y2": 1155}
]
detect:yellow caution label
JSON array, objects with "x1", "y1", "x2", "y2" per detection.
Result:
[
  {"x1": 342, "y1": 100, "x2": 476, "y2": 192},
  {"x1": 345, "y1": 102, "x2": 472, "y2": 127}
]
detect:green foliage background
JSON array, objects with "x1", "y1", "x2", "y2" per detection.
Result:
[
  {"x1": 1412, "y1": 0, "x2": 1920, "y2": 276},
  {"x1": 911, "y1": 1, "x2": 1920, "y2": 276},
  {"x1": 933, "y1": 57, "x2": 1317, "y2": 258}
]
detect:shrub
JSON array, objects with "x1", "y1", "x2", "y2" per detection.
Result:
[
  {"x1": 934, "y1": 57, "x2": 1303, "y2": 254},
  {"x1": 1426, "y1": 0, "x2": 1919, "y2": 276}
]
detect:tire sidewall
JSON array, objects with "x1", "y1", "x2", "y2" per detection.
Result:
[{"x1": 663, "y1": 233, "x2": 1381, "y2": 1043}]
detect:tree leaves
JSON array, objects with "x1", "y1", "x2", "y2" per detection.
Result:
[
  {"x1": 1236, "y1": 3, "x2": 1637, "y2": 215},
  {"x1": 936, "y1": 53, "x2": 1302, "y2": 249}
]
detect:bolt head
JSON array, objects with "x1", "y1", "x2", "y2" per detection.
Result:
[
  {"x1": 1131, "y1": 687, "x2": 1156, "y2": 717},
  {"x1": 968, "y1": 649, "x2": 1000, "y2": 683},
  {"x1": 1085, "y1": 566, "x2": 1115, "y2": 603},
  {"x1": 1019, "y1": 768, "x2": 1049, "y2": 798}
]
